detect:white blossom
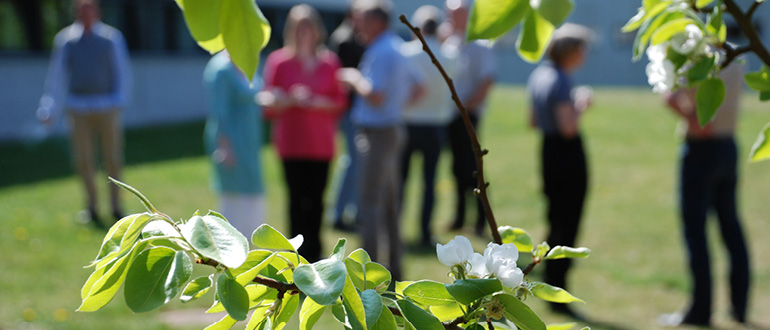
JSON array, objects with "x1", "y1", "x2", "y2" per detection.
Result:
[
  {"x1": 436, "y1": 236, "x2": 475, "y2": 267},
  {"x1": 670, "y1": 24, "x2": 703, "y2": 55},
  {"x1": 496, "y1": 264, "x2": 524, "y2": 288},
  {"x1": 646, "y1": 59, "x2": 676, "y2": 93},
  {"x1": 646, "y1": 43, "x2": 668, "y2": 63},
  {"x1": 466, "y1": 253, "x2": 489, "y2": 278}
]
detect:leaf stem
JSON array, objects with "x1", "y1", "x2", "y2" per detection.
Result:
[{"x1": 398, "y1": 15, "x2": 502, "y2": 245}]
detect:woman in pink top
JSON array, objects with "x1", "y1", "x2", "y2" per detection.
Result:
[{"x1": 258, "y1": 4, "x2": 346, "y2": 262}]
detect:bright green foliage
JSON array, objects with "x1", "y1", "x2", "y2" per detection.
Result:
[
  {"x1": 345, "y1": 257, "x2": 392, "y2": 293},
  {"x1": 124, "y1": 248, "x2": 192, "y2": 313},
  {"x1": 370, "y1": 305, "x2": 398, "y2": 330},
  {"x1": 251, "y1": 224, "x2": 301, "y2": 252},
  {"x1": 78, "y1": 239, "x2": 149, "y2": 312},
  {"x1": 299, "y1": 297, "x2": 325, "y2": 330},
  {"x1": 330, "y1": 238, "x2": 348, "y2": 261},
  {"x1": 396, "y1": 300, "x2": 445, "y2": 330},
  {"x1": 203, "y1": 314, "x2": 237, "y2": 330},
  {"x1": 175, "y1": 0, "x2": 224, "y2": 54},
  {"x1": 495, "y1": 293, "x2": 547, "y2": 330},
  {"x1": 180, "y1": 214, "x2": 248, "y2": 268},
  {"x1": 403, "y1": 280, "x2": 456, "y2": 306},
  {"x1": 517, "y1": 10, "x2": 556, "y2": 63},
  {"x1": 216, "y1": 274, "x2": 249, "y2": 321},
  {"x1": 219, "y1": 0, "x2": 270, "y2": 80},
  {"x1": 181, "y1": 275, "x2": 213, "y2": 303},
  {"x1": 89, "y1": 213, "x2": 151, "y2": 269},
  {"x1": 745, "y1": 66, "x2": 770, "y2": 92},
  {"x1": 499, "y1": 226, "x2": 534, "y2": 252},
  {"x1": 348, "y1": 248, "x2": 373, "y2": 264},
  {"x1": 293, "y1": 259, "x2": 348, "y2": 305},
  {"x1": 228, "y1": 250, "x2": 275, "y2": 286},
  {"x1": 467, "y1": 0, "x2": 530, "y2": 40},
  {"x1": 546, "y1": 323, "x2": 577, "y2": 330},
  {"x1": 545, "y1": 246, "x2": 590, "y2": 260},
  {"x1": 429, "y1": 303, "x2": 464, "y2": 322},
  {"x1": 686, "y1": 56, "x2": 716, "y2": 84},
  {"x1": 342, "y1": 275, "x2": 369, "y2": 330},
  {"x1": 696, "y1": 78, "x2": 726, "y2": 127},
  {"x1": 530, "y1": 282, "x2": 584, "y2": 304},
  {"x1": 650, "y1": 17, "x2": 696, "y2": 45},
  {"x1": 533, "y1": 0, "x2": 575, "y2": 27},
  {"x1": 445, "y1": 278, "x2": 503, "y2": 305},
  {"x1": 749, "y1": 122, "x2": 770, "y2": 162}
]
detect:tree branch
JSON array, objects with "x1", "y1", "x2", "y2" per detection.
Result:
[
  {"x1": 747, "y1": 0, "x2": 762, "y2": 19},
  {"x1": 399, "y1": 15, "x2": 503, "y2": 245},
  {"x1": 723, "y1": 0, "x2": 770, "y2": 68},
  {"x1": 721, "y1": 43, "x2": 751, "y2": 69},
  {"x1": 522, "y1": 258, "x2": 541, "y2": 276}
]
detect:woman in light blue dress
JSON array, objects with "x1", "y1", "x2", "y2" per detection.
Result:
[{"x1": 203, "y1": 51, "x2": 265, "y2": 237}]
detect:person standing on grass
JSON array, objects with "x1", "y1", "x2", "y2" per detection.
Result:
[
  {"x1": 338, "y1": 0, "x2": 426, "y2": 281},
  {"x1": 37, "y1": 0, "x2": 131, "y2": 229},
  {"x1": 400, "y1": 5, "x2": 456, "y2": 248},
  {"x1": 258, "y1": 5, "x2": 347, "y2": 262},
  {"x1": 442, "y1": 0, "x2": 497, "y2": 236},
  {"x1": 203, "y1": 51, "x2": 265, "y2": 239},
  {"x1": 658, "y1": 49, "x2": 750, "y2": 326},
  {"x1": 527, "y1": 24, "x2": 593, "y2": 318},
  {"x1": 328, "y1": 6, "x2": 366, "y2": 232}
]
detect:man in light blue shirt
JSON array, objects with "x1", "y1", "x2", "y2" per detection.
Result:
[
  {"x1": 37, "y1": 0, "x2": 131, "y2": 228},
  {"x1": 338, "y1": 0, "x2": 426, "y2": 281}
]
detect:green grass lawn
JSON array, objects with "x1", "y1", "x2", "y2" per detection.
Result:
[{"x1": 2, "y1": 85, "x2": 770, "y2": 330}]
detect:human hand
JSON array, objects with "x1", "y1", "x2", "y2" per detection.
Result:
[
  {"x1": 36, "y1": 107, "x2": 54, "y2": 127},
  {"x1": 256, "y1": 89, "x2": 290, "y2": 110},
  {"x1": 289, "y1": 84, "x2": 312, "y2": 108},
  {"x1": 573, "y1": 86, "x2": 593, "y2": 113},
  {"x1": 336, "y1": 68, "x2": 362, "y2": 87}
]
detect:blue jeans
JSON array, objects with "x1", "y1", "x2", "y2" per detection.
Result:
[
  {"x1": 679, "y1": 137, "x2": 750, "y2": 323},
  {"x1": 332, "y1": 112, "x2": 359, "y2": 224}
]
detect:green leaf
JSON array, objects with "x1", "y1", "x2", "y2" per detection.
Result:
[
  {"x1": 745, "y1": 67, "x2": 770, "y2": 92},
  {"x1": 686, "y1": 56, "x2": 715, "y2": 84},
  {"x1": 533, "y1": 241, "x2": 551, "y2": 259},
  {"x1": 108, "y1": 178, "x2": 159, "y2": 214},
  {"x1": 395, "y1": 281, "x2": 414, "y2": 296},
  {"x1": 348, "y1": 248, "x2": 372, "y2": 264},
  {"x1": 141, "y1": 220, "x2": 182, "y2": 239},
  {"x1": 217, "y1": 274, "x2": 250, "y2": 321},
  {"x1": 219, "y1": 0, "x2": 271, "y2": 80},
  {"x1": 78, "y1": 239, "x2": 149, "y2": 312},
  {"x1": 124, "y1": 248, "x2": 193, "y2": 313},
  {"x1": 467, "y1": 0, "x2": 530, "y2": 40},
  {"x1": 204, "y1": 314, "x2": 237, "y2": 330},
  {"x1": 251, "y1": 224, "x2": 299, "y2": 251},
  {"x1": 227, "y1": 250, "x2": 275, "y2": 286},
  {"x1": 429, "y1": 303, "x2": 464, "y2": 322},
  {"x1": 294, "y1": 259, "x2": 348, "y2": 306},
  {"x1": 544, "y1": 246, "x2": 591, "y2": 260},
  {"x1": 330, "y1": 238, "x2": 348, "y2": 261},
  {"x1": 345, "y1": 258, "x2": 367, "y2": 291},
  {"x1": 363, "y1": 262, "x2": 392, "y2": 293},
  {"x1": 181, "y1": 275, "x2": 213, "y2": 303},
  {"x1": 517, "y1": 9, "x2": 555, "y2": 63},
  {"x1": 395, "y1": 300, "x2": 444, "y2": 330},
  {"x1": 300, "y1": 297, "x2": 326, "y2": 330},
  {"x1": 361, "y1": 289, "x2": 383, "y2": 327},
  {"x1": 403, "y1": 280, "x2": 456, "y2": 306},
  {"x1": 90, "y1": 213, "x2": 152, "y2": 268},
  {"x1": 176, "y1": 0, "x2": 224, "y2": 54},
  {"x1": 499, "y1": 226, "x2": 534, "y2": 252},
  {"x1": 632, "y1": 9, "x2": 683, "y2": 60},
  {"x1": 623, "y1": 2, "x2": 669, "y2": 33},
  {"x1": 696, "y1": 0, "x2": 715, "y2": 8},
  {"x1": 370, "y1": 305, "x2": 398, "y2": 330},
  {"x1": 761, "y1": 91, "x2": 770, "y2": 101},
  {"x1": 696, "y1": 78, "x2": 726, "y2": 127},
  {"x1": 445, "y1": 278, "x2": 503, "y2": 305},
  {"x1": 532, "y1": 0, "x2": 574, "y2": 27},
  {"x1": 547, "y1": 323, "x2": 577, "y2": 330},
  {"x1": 651, "y1": 17, "x2": 696, "y2": 45},
  {"x1": 180, "y1": 214, "x2": 249, "y2": 268},
  {"x1": 273, "y1": 294, "x2": 300, "y2": 330},
  {"x1": 530, "y1": 282, "x2": 584, "y2": 304},
  {"x1": 749, "y1": 122, "x2": 770, "y2": 162},
  {"x1": 342, "y1": 275, "x2": 368, "y2": 330},
  {"x1": 706, "y1": 3, "x2": 725, "y2": 42},
  {"x1": 495, "y1": 293, "x2": 547, "y2": 330},
  {"x1": 246, "y1": 310, "x2": 272, "y2": 330}
]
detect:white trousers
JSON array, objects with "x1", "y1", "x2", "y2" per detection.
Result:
[{"x1": 219, "y1": 194, "x2": 266, "y2": 239}]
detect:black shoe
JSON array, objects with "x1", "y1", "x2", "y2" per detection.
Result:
[
  {"x1": 112, "y1": 209, "x2": 125, "y2": 221},
  {"x1": 448, "y1": 220, "x2": 464, "y2": 231},
  {"x1": 86, "y1": 210, "x2": 107, "y2": 230}
]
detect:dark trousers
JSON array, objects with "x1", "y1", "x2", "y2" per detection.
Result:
[
  {"x1": 679, "y1": 138, "x2": 750, "y2": 323},
  {"x1": 541, "y1": 135, "x2": 588, "y2": 292},
  {"x1": 401, "y1": 124, "x2": 446, "y2": 244},
  {"x1": 448, "y1": 113, "x2": 485, "y2": 230},
  {"x1": 282, "y1": 159, "x2": 330, "y2": 263}
]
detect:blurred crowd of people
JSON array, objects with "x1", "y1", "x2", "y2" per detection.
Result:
[{"x1": 38, "y1": 0, "x2": 752, "y2": 326}]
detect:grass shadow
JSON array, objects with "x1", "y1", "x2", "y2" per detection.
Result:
[{"x1": 0, "y1": 120, "x2": 207, "y2": 188}]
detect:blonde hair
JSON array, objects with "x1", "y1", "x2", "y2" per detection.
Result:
[{"x1": 283, "y1": 5, "x2": 328, "y2": 51}]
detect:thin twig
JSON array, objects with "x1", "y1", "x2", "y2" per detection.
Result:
[
  {"x1": 522, "y1": 259, "x2": 541, "y2": 277},
  {"x1": 723, "y1": 0, "x2": 770, "y2": 68},
  {"x1": 721, "y1": 43, "x2": 751, "y2": 69},
  {"x1": 747, "y1": 0, "x2": 762, "y2": 19},
  {"x1": 399, "y1": 15, "x2": 503, "y2": 245}
]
